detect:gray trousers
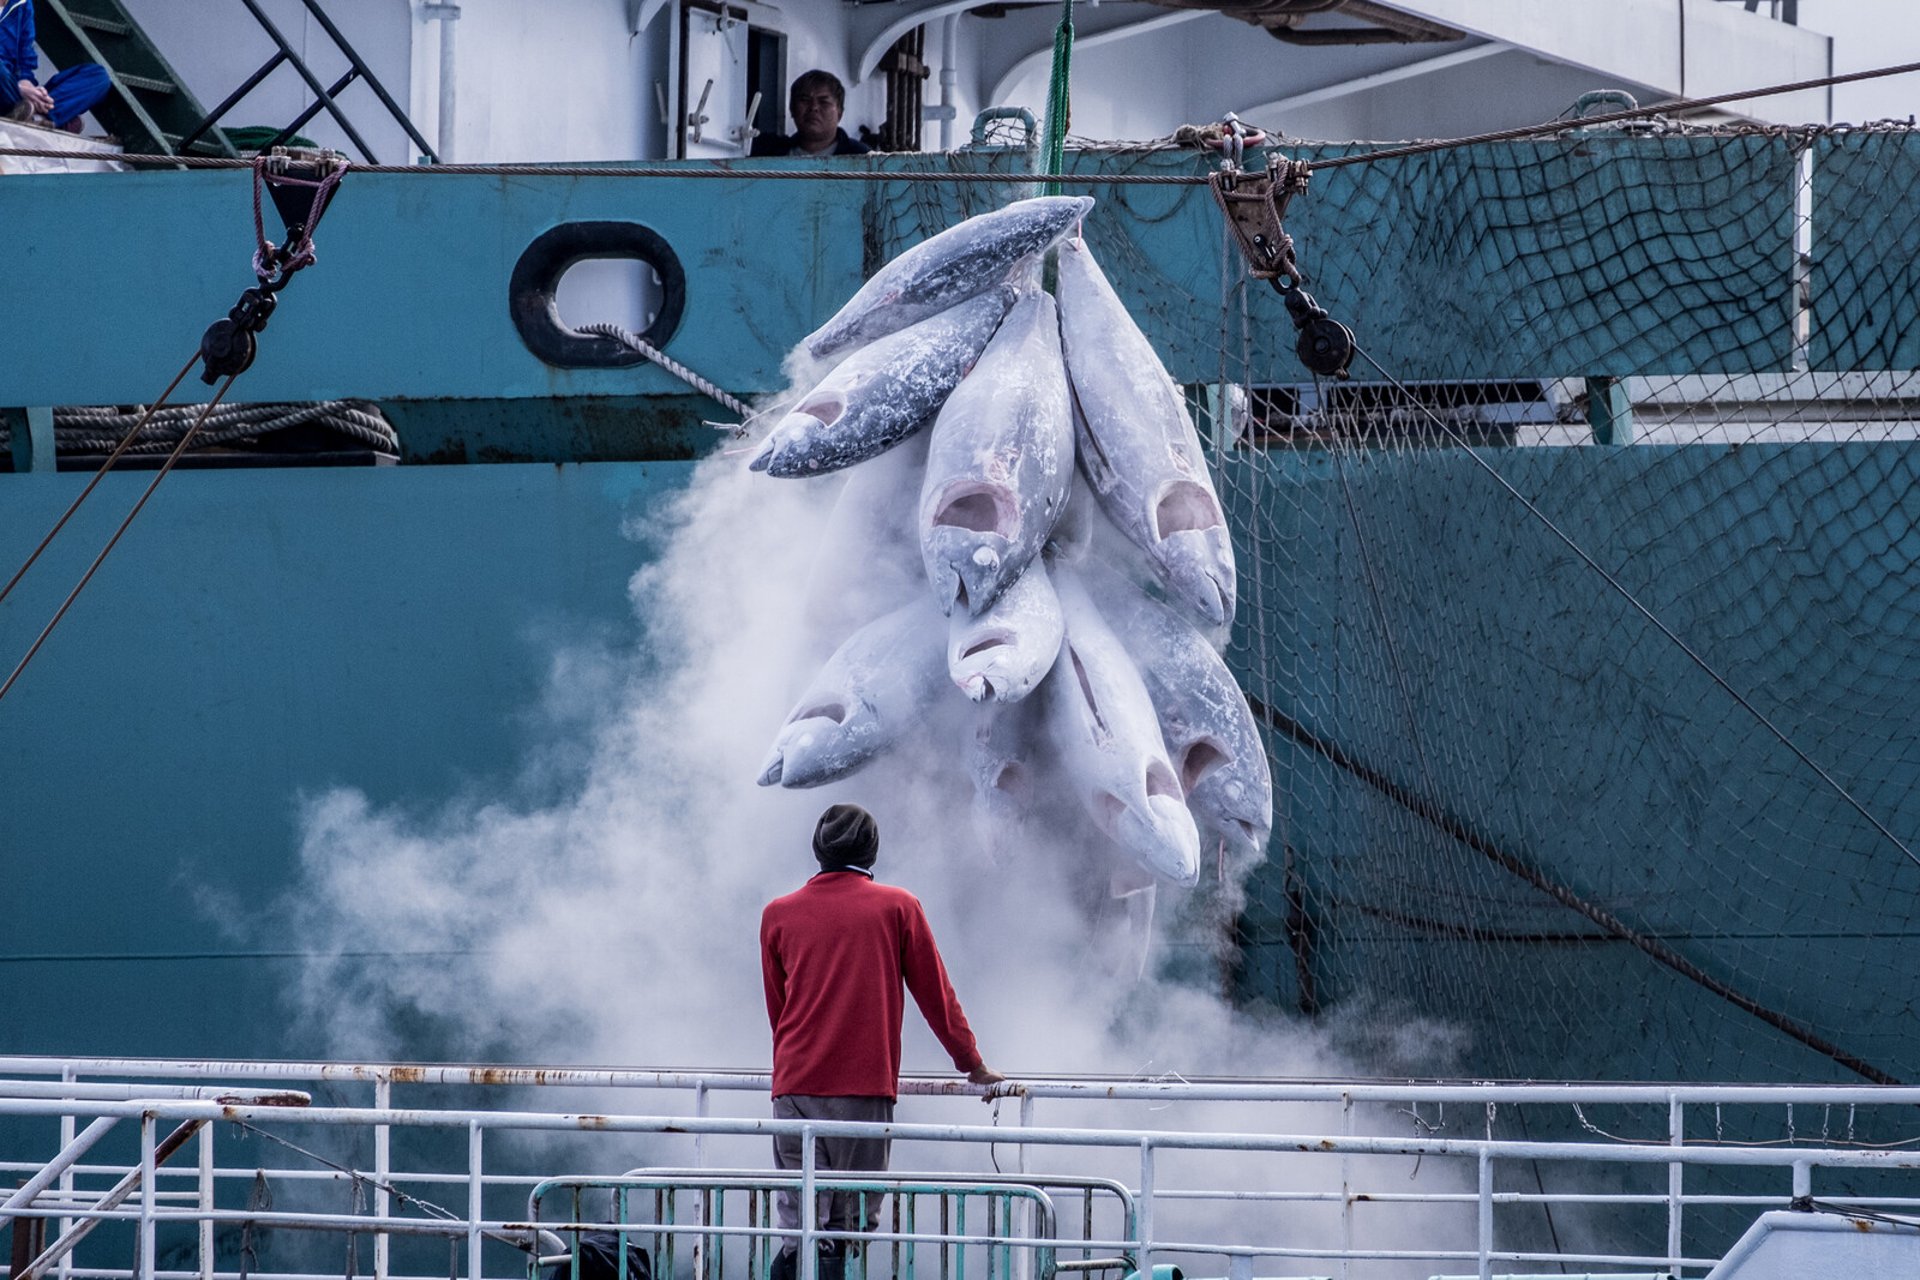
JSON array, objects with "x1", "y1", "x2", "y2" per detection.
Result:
[{"x1": 772, "y1": 1095, "x2": 894, "y2": 1253}]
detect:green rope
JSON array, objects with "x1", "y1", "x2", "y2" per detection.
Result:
[{"x1": 1039, "y1": 0, "x2": 1075, "y2": 195}]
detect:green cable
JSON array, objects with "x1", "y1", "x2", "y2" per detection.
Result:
[{"x1": 1040, "y1": 0, "x2": 1075, "y2": 195}]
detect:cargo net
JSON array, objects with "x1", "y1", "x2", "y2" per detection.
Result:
[{"x1": 867, "y1": 120, "x2": 1920, "y2": 1086}]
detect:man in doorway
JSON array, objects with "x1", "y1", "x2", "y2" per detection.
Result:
[
  {"x1": 760, "y1": 803, "x2": 1004, "y2": 1280},
  {"x1": 750, "y1": 69, "x2": 871, "y2": 157},
  {"x1": 1, "y1": 0, "x2": 110, "y2": 133}
]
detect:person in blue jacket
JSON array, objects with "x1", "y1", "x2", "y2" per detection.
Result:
[{"x1": 1, "y1": 0, "x2": 110, "y2": 133}]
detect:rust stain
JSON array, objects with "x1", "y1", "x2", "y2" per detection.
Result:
[
  {"x1": 388, "y1": 1067, "x2": 426, "y2": 1085},
  {"x1": 1853, "y1": 1218, "x2": 1874, "y2": 1232},
  {"x1": 213, "y1": 1091, "x2": 310, "y2": 1109},
  {"x1": 578, "y1": 1115, "x2": 610, "y2": 1129}
]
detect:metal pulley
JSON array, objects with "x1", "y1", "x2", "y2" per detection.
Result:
[
  {"x1": 1284, "y1": 287, "x2": 1356, "y2": 381},
  {"x1": 198, "y1": 287, "x2": 277, "y2": 383},
  {"x1": 196, "y1": 148, "x2": 348, "y2": 384},
  {"x1": 1207, "y1": 145, "x2": 1356, "y2": 380}
]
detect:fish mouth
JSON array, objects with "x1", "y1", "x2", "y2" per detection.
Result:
[
  {"x1": 756, "y1": 751, "x2": 784, "y2": 786},
  {"x1": 794, "y1": 701, "x2": 848, "y2": 725},
  {"x1": 1099, "y1": 781, "x2": 1201, "y2": 887},
  {"x1": 1159, "y1": 539, "x2": 1236, "y2": 626}
]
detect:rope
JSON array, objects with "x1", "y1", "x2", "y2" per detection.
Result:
[
  {"x1": 1305, "y1": 57, "x2": 1920, "y2": 171},
  {"x1": 1040, "y1": 0, "x2": 1074, "y2": 196},
  {"x1": 48, "y1": 399, "x2": 399, "y2": 456},
  {"x1": 577, "y1": 322, "x2": 752, "y2": 420},
  {"x1": 0, "y1": 352, "x2": 200, "y2": 611},
  {"x1": 1244, "y1": 689, "x2": 1904, "y2": 1087},
  {"x1": 0, "y1": 375, "x2": 241, "y2": 707},
  {"x1": 2, "y1": 59, "x2": 1915, "y2": 181}
]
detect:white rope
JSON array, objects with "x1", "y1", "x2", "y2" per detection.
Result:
[{"x1": 578, "y1": 322, "x2": 752, "y2": 421}]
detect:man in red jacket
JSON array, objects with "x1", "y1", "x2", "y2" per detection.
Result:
[{"x1": 761, "y1": 803, "x2": 1005, "y2": 1280}]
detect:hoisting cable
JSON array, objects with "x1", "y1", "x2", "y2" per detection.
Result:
[
  {"x1": 0, "y1": 352, "x2": 199, "y2": 610},
  {"x1": 1347, "y1": 339, "x2": 1920, "y2": 879},
  {"x1": 576, "y1": 322, "x2": 753, "y2": 420},
  {"x1": 0, "y1": 374, "x2": 241, "y2": 707},
  {"x1": 1243, "y1": 689, "x2": 1904, "y2": 1086},
  {"x1": 0, "y1": 148, "x2": 347, "y2": 709}
]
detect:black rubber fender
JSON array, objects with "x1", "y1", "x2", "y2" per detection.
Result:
[{"x1": 509, "y1": 221, "x2": 687, "y2": 368}]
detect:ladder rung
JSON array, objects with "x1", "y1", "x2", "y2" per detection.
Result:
[
  {"x1": 70, "y1": 12, "x2": 133, "y2": 36},
  {"x1": 115, "y1": 72, "x2": 176, "y2": 95}
]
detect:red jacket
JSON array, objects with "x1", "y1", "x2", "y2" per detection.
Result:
[{"x1": 761, "y1": 871, "x2": 984, "y2": 1099}]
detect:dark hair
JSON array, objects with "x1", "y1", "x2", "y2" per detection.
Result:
[{"x1": 790, "y1": 69, "x2": 846, "y2": 113}]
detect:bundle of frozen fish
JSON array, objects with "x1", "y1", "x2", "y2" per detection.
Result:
[{"x1": 750, "y1": 194, "x2": 1272, "y2": 899}]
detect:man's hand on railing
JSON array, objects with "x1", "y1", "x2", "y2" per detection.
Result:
[{"x1": 969, "y1": 1064, "x2": 1020, "y2": 1100}]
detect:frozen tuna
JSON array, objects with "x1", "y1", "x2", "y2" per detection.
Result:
[
  {"x1": 1056, "y1": 237, "x2": 1237, "y2": 627},
  {"x1": 947, "y1": 554, "x2": 1064, "y2": 703},
  {"x1": 806, "y1": 195, "x2": 1093, "y2": 360},
  {"x1": 1106, "y1": 582, "x2": 1273, "y2": 865},
  {"x1": 920, "y1": 286, "x2": 1074, "y2": 617},
  {"x1": 803, "y1": 431, "x2": 931, "y2": 633},
  {"x1": 751, "y1": 289, "x2": 1014, "y2": 478},
  {"x1": 965, "y1": 699, "x2": 1046, "y2": 865},
  {"x1": 757, "y1": 602, "x2": 947, "y2": 788},
  {"x1": 1040, "y1": 569, "x2": 1201, "y2": 886}
]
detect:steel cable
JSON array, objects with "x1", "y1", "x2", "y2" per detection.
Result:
[{"x1": 0, "y1": 375, "x2": 240, "y2": 707}]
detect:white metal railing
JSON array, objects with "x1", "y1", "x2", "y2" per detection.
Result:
[{"x1": 4, "y1": 1058, "x2": 1920, "y2": 1280}]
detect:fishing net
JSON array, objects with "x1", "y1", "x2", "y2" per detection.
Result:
[{"x1": 863, "y1": 120, "x2": 1920, "y2": 1090}]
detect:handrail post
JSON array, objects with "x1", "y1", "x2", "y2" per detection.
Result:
[
  {"x1": 468, "y1": 1122, "x2": 484, "y2": 1280},
  {"x1": 799, "y1": 1125, "x2": 817, "y2": 1280},
  {"x1": 376, "y1": 1077, "x2": 392, "y2": 1280},
  {"x1": 693, "y1": 1082, "x2": 709, "y2": 1280},
  {"x1": 1476, "y1": 1146, "x2": 1492, "y2": 1280},
  {"x1": 1339, "y1": 1094, "x2": 1354, "y2": 1280},
  {"x1": 58, "y1": 1066, "x2": 75, "y2": 1280},
  {"x1": 1018, "y1": 1096, "x2": 1034, "y2": 1176},
  {"x1": 198, "y1": 1119, "x2": 215, "y2": 1280},
  {"x1": 1668, "y1": 1095, "x2": 1684, "y2": 1274},
  {"x1": 138, "y1": 1113, "x2": 157, "y2": 1280},
  {"x1": 1792, "y1": 1160, "x2": 1812, "y2": 1201},
  {"x1": 1136, "y1": 1141, "x2": 1153, "y2": 1280}
]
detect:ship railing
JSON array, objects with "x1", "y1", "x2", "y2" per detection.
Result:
[
  {"x1": 8, "y1": 1062, "x2": 1920, "y2": 1279},
  {"x1": 525, "y1": 1172, "x2": 1097, "y2": 1280}
]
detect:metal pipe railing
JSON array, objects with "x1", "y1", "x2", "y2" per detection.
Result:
[{"x1": 6, "y1": 1061, "x2": 1920, "y2": 1280}]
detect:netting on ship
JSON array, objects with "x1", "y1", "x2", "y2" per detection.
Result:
[{"x1": 864, "y1": 117, "x2": 1920, "y2": 1089}]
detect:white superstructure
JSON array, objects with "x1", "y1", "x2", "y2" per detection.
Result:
[{"x1": 105, "y1": 0, "x2": 1920, "y2": 170}]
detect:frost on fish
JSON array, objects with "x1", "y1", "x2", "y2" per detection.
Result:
[
  {"x1": 965, "y1": 698, "x2": 1047, "y2": 865},
  {"x1": 752, "y1": 289, "x2": 1014, "y2": 478},
  {"x1": 804, "y1": 431, "x2": 931, "y2": 633},
  {"x1": 948, "y1": 554, "x2": 1064, "y2": 704},
  {"x1": 920, "y1": 287, "x2": 1074, "y2": 618},
  {"x1": 806, "y1": 195, "x2": 1094, "y2": 360},
  {"x1": 1056, "y1": 237, "x2": 1237, "y2": 628},
  {"x1": 1102, "y1": 574, "x2": 1274, "y2": 867},
  {"x1": 1039, "y1": 568, "x2": 1201, "y2": 886},
  {"x1": 758, "y1": 601, "x2": 948, "y2": 789}
]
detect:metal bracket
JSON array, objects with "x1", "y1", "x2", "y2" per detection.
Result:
[
  {"x1": 1209, "y1": 152, "x2": 1356, "y2": 380},
  {"x1": 1209, "y1": 154, "x2": 1311, "y2": 289}
]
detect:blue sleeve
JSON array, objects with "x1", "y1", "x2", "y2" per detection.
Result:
[{"x1": 1, "y1": 0, "x2": 38, "y2": 84}]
